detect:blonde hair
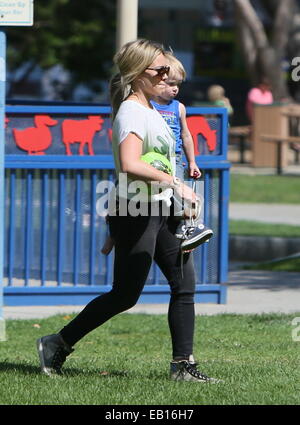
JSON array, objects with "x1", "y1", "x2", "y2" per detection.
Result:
[
  {"x1": 164, "y1": 52, "x2": 186, "y2": 81},
  {"x1": 207, "y1": 85, "x2": 225, "y2": 102},
  {"x1": 109, "y1": 39, "x2": 165, "y2": 120}
]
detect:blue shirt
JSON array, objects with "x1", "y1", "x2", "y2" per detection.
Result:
[{"x1": 151, "y1": 99, "x2": 182, "y2": 154}]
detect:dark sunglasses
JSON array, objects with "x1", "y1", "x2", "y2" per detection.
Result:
[{"x1": 145, "y1": 65, "x2": 170, "y2": 76}]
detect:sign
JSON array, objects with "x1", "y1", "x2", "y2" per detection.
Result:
[{"x1": 0, "y1": 0, "x2": 33, "y2": 26}]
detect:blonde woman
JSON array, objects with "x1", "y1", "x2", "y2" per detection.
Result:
[{"x1": 37, "y1": 39, "x2": 219, "y2": 383}]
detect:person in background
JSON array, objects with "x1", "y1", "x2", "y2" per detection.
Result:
[
  {"x1": 246, "y1": 77, "x2": 273, "y2": 123},
  {"x1": 207, "y1": 84, "x2": 233, "y2": 117}
]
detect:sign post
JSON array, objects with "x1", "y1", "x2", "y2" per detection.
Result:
[{"x1": 0, "y1": 0, "x2": 33, "y2": 341}]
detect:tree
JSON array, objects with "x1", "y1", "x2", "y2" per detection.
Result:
[
  {"x1": 233, "y1": 0, "x2": 295, "y2": 101},
  {"x1": 5, "y1": 0, "x2": 117, "y2": 98}
]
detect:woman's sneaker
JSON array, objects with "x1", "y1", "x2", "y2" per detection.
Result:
[
  {"x1": 170, "y1": 360, "x2": 221, "y2": 383},
  {"x1": 37, "y1": 333, "x2": 73, "y2": 376}
]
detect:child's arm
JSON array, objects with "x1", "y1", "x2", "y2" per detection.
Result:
[{"x1": 179, "y1": 102, "x2": 201, "y2": 178}]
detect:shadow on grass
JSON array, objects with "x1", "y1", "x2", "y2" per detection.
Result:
[{"x1": 0, "y1": 361, "x2": 130, "y2": 378}]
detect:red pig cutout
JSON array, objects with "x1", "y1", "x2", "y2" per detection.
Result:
[
  {"x1": 186, "y1": 116, "x2": 217, "y2": 155},
  {"x1": 62, "y1": 115, "x2": 104, "y2": 155}
]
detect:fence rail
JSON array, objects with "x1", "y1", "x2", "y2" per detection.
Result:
[{"x1": 3, "y1": 104, "x2": 230, "y2": 305}]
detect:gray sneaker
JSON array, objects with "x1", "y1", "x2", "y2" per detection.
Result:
[
  {"x1": 170, "y1": 360, "x2": 221, "y2": 383},
  {"x1": 180, "y1": 224, "x2": 213, "y2": 252},
  {"x1": 37, "y1": 334, "x2": 73, "y2": 376}
]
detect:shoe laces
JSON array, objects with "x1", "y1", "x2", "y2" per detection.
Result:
[
  {"x1": 182, "y1": 361, "x2": 211, "y2": 381},
  {"x1": 181, "y1": 225, "x2": 195, "y2": 239}
]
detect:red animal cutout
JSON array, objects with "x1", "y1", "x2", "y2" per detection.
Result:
[
  {"x1": 13, "y1": 115, "x2": 58, "y2": 155},
  {"x1": 62, "y1": 115, "x2": 104, "y2": 155},
  {"x1": 186, "y1": 116, "x2": 217, "y2": 155},
  {"x1": 5, "y1": 117, "x2": 9, "y2": 128},
  {"x1": 107, "y1": 128, "x2": 112, "y2": 142}
]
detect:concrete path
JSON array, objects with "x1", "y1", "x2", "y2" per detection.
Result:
[
  {"x1": 230, "y1": 203, "x2": 300, "y2": 226},
  {"x1": 3, "y1": 269, "x2": 300, "y2": 319}
]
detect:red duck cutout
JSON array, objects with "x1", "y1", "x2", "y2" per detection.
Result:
[
  {"x1": 186, "y1": 116, "x2": 217, "y2": 155},
  {"x1": 13, "y1": 115, "x2": 58, "y2": 155},
  {"x1": 62, "y1": 115, "x2": 104, "y2": 155}
]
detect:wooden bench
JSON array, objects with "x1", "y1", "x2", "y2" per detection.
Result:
[
  {"x1": 260, "y1": 105, "x2": 300, "y2": 174},
  {"x1": 260, "y1": 135, "x2": 300, "y2": 174},
  {"x1": 229, "y1": 125, "x2": 251, "y2": 163}
]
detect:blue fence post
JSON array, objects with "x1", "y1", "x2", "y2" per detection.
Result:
[{"x1": 0, "y1": 31, "x2": 6, "y2": 340}]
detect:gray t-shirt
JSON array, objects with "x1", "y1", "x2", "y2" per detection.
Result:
[{"x1": 112, "y1": 100, "x2": 176, "y2": 199}]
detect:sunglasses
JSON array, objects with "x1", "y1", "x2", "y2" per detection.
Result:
[{"x1": 145, "y1": 65, "x2": 170, "y2": 76}]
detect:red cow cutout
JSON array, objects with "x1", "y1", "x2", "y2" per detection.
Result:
[
  {"x1": 62, "y1": 115, "x2": 104, "y2": 155},
  {"x1": 13, "y1": 115, "x2": 58, "y2": 155},
  {"x1": 186, "y1": 116, "x2": 217, "y2": 155}
]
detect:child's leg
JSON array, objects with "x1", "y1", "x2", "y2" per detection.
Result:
[{"x1": 101, "y1": 235, "x2": 115, "y2": 255}]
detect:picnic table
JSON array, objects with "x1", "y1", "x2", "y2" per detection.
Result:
[
  {"x1": 251, "y1": 103, "x2": 300, "y2": 173},
  {"x1": 228, "y1": 125, "x2": 251, "y2": 164},
  {"x1": 258, "y1": 104, "x2": 300, "y2": 174}
]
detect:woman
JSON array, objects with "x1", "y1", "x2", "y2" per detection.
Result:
[{"x1": 37, "y1": 39, "x2": 218, "y2": 383}]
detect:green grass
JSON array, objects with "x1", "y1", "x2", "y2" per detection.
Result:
[
  {"x1": 244, "y1": 256, "x2": 300, "y2": 272},
  {"x1": 230, "y1": 174, "x2": 300, "y2": 204},
  {"x1": 229, "y1": 220, "x2": 300, "y2": 238},
  {"x1": 0, "y1": 313, "x2": 300, "y2": 405}
]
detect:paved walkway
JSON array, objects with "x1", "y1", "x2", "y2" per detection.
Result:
[
  {"x1": 3, "y1": 269, "x2": 300, "y2": 319},
  {"x1": 229, "y1": 203, "x2": 300, "y2": 226}
]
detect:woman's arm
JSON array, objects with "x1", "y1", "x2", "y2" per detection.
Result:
[
  {"x1": 119, "y1": 132, "x2": 196, "y2": 202},
  {"x1": 119, "y1": 132, "x2": 174, "y2": 184}
]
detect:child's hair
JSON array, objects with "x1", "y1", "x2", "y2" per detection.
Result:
[
  {"x1": 164, "y1": 52, "x2": 186, "y2": 81},
  {"x1": 207, "y1": 85, "x2": 225, "y2": 102},
  {"x1": 109, "y1": 39, "x2": 166, "y2": 120}
]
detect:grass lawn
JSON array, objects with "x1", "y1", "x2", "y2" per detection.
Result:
[
  {"x1": 229, "y1": 220, "x2": 300, "y2": 238},
  {"x1": 0, "y1": 313, "x2": 299, "y2": 405},
  {"x1": 230, "y1": 174, "x2": 300, "y2": 204},
  {"x1": 244, "y1": 256, "x2": 300, "y2": 272}
]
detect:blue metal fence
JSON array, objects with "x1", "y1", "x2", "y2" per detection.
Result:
[{"x1": 3, "y1": 104, "x2": 230, "y2": 306}]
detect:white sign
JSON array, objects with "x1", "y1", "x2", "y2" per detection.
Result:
[{"x1": 0, "y1": 1, "x2": 33, "y2": 26}]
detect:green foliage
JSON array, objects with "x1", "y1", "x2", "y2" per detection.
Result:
[{"x1": 5, "y1": 0, "x2": 117, "y2": 82}]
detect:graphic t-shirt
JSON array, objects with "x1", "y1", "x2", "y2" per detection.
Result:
[
  {"x1": 151, "y1": 99, "x2": 182, "y2": 153},
  {"x1": 112, "y1": 100, "x2": 176, "y2": 199}
]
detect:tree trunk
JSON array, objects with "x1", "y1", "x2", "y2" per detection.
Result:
[{"x1": 233, "y1": 0, "x2": 294, "y2": 101}]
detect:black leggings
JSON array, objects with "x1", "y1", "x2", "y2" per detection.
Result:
[{"x1": 60, "y1": 210, "x2": 196, "y2": 359}]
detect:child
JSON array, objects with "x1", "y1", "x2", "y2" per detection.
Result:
[
  {"x1": 207, "y1": 84, "x2": 233, "y2": 117},
  {"x1": 151, "y1": 52, "x2": 213, "y2": 251}
]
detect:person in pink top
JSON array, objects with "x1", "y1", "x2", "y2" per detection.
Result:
[{"x1": 246, "y1": 78, "x2": 273, "y2": 122}]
